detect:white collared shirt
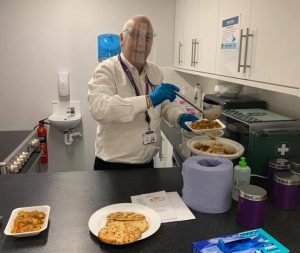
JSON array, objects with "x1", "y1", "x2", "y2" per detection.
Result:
[{"x1": 88, "y1": 53, "x2": 186, "y2": 164}]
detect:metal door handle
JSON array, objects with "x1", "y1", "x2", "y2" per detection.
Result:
[
  {"x1": 238, "y1": 28, "x2": 253, "y2": 73},
  {"x1": 178, "y1": 42, "x2": 183, "y2": 64},
  {"x1": 237, "y1": 29, "x2": 244, "y2": 72},
  {"x1": 193, "y1": 39, "x2": 199, "y2": 65},
  {"x1": 191, "y1": 39, "x2": 194, "y2": 67},
  {"x1": 243, "y1": 28, "x2": 253, "y2": 73}
]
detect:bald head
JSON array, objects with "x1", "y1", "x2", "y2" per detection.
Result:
[
  {"x1": 120, "y1": 15, "x2": 154, "y2": 73},
  {"x1": 122, "y1": 15, "x2": 153, "y2": 34}
]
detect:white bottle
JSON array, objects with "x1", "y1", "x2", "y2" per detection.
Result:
[{"x1": 232, "y1": 157, "x2": 251, "y2": 201}]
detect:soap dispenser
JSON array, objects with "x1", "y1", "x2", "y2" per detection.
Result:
[
  {"x1": 232, "y1": 157, "x2": 251, "y2": 201},
  {"x1": 58, "y1": 72, "x2": 70, "y2": 97}
]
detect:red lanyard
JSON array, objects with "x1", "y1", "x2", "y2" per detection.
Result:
[{"x1": 118, "y1": 54, "x2": 155, "y2": 125}]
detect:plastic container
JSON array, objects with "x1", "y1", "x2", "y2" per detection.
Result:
[
  {"x1": 232, "y1": 157, "x2": 251, "y2": 201},
  {"x1": 272, "y1": 172, "x2": 300, "y2": 210},
  {"x1": 237, "y1": 185, "x2": 267, "y2": 228},
  {"x1": 268, "y1": 158, "x2": 291, "y2": 191},
  {"x1": 290, "y1": 160, "x2": 300, "y2": 202}
]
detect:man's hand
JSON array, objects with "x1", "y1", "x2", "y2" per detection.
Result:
[
  {"x1": 149, "y1": 83, "x2": 180, "y2": 107},
  {"x1": 178, "y1": 113, "x2": 198, "y2": 131}
]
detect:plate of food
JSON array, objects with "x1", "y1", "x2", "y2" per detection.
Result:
[
  {"x1": 4, "y1": 205, "x2": 50, "y2": 237},
  {"x1": 185, "y1": 119, "x2": 226, "y2": 135},
  {"x1": 187, "y1": 136, "x2": 244, "y2": 160},
  {"x1": 88, "y1": 203, "x2": 161, "y2": 245}
]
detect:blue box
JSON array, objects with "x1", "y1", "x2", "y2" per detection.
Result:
[{"x1": 192, "y1": 228, "x2": 289, "y2": 253}]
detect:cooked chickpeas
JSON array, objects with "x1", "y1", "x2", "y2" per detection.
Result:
[{"x1": 11, "y1": 210, "x2": 46, "y2": 233}]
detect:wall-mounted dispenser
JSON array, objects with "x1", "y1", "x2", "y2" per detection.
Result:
[{"x1": 58, "y1": 72, "x2": 70, "y2": 97}]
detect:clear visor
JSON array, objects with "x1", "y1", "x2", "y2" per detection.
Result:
[{"x1": 123, "y1": 23, "x2": 156, "y2": 65}]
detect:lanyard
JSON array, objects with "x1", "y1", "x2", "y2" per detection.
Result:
[{"x1": 118, "y1": 54, "x2": 155, "y2": 126}]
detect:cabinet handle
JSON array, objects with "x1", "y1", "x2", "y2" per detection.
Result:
[
  {"x1": 178, "y1": 42, "x2": 183, "y2": 64},
  {"x1": 193, "y1": 39, "x2": 199, "y2": 66},
  {"x1": 243, "y1": 28, "x2": 253, "y2": 73},
  {"x1": 237, "y1": 29, "x2": 244, "y2": 72},
  {"x1": 237, "y1": 28, "x2": 253, "y2": 73},
  {"x1": 191, "y1": 39, "x2": 194, "y2": 67}
]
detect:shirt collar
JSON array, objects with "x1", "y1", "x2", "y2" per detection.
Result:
[{"x1": 120, "y1": 52, "x2": 149, "y2": 74}]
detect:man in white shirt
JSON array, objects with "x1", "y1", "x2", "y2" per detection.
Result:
[{"x1": 88, "y1": 15, "x2": 197, "y2": 170}]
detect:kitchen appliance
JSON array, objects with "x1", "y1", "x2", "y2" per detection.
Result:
[
  {"x1": 220, "y1": 108, "x2": 300, "y2": 176},
  {"x1": 0, "y1": 130, "x2": 40, "y2": 174},
  {"x1": 203, "y1": 94, "x2": 267, "y2": 110}
]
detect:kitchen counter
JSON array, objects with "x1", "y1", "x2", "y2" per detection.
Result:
[{"x1": 0, "y1": 168, "x2": 299, "y2": 252}]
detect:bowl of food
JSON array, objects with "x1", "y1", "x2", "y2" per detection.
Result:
[
  {"x1": 187, "y1": 136, "x2": 244, "y2": 160},
  {"x1": 185, "y1": 119, "x2": 226, "y2": 135},
  {"x1": 4, "y1": 205, "x2": 50, "y2": 237}
]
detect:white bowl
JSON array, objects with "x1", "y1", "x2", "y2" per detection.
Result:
[
  {"x1": 187, "y1": 136, "x2": 244, "y2": 160},
  {"x1": 4, "y1": 205, "x2": 50, "y2": 237}
]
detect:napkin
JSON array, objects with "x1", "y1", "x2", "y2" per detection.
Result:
[{"x1": 131, "y1": 191, "x2": 195, "y2": 223}]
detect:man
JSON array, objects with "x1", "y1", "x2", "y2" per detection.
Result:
[{"x1": 88, "y1": 15, "x2": 197, "y2": 170}]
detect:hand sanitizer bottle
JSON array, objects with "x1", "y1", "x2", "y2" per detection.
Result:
[{"x1": 232, "y1": 157, "x2": 251, "y2": 201}]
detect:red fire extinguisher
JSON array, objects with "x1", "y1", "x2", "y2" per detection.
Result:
[{"x1": 35, "y1": 120, "x2": 48, "y2": 164}]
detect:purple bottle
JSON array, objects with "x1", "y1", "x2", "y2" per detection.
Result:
[
  {"x1": 291, "y1": 160, "x2": 300, "y2": 203},
  {"x1": 268, "y1": 158, "x2": 291, "y2": 191},
  {"x1": 272, "y1": 172, "x2": 300, "y2": 210},
  {"x1": 238, "y1": 185, "x2": 267, "y2": 228}
]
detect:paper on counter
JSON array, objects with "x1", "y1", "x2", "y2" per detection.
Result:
[
  {"x1": 131, "y1": 191, "x2": 195, "y2": 223},
  {"x1": 131, "y1": 191, "x2": 176, "y2": 222},
  {"x1": 165, "y1": 192, "x2": 196, "y2": 222}
]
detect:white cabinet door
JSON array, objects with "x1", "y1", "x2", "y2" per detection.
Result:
[
  {"x1": 154, "y1": 132, "x2": 173, "y2": 168},
  {"x1": 174, "y1": 0, "x2": 186, "y2": 68},
  {"x1": 215, "y1": 0, "x2": 252, "y2": 78},
  {"x1": 196, "y1": 0, "x2": 219, "y2": 73},
  {"x1": 184, "y1": 0, "x2": 200, "y2": 70},
  {"x1": 176, "y1": 0, "x2": 219, "y2": 73},
  {"x1": 248, "y1": 0, "x2": 300, "y2": 89}
]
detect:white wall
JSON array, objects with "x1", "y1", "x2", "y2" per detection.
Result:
[{"x1": 0, "y1": 0, "x2": 176, "y2": 171}]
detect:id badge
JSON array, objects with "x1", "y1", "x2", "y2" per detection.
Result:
[{"x1": 143, "y1": 130, "x2": 157, "y2": 145}]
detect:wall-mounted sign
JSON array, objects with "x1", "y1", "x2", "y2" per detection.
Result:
[{"x1": 220, "y1": 16, "x2": 239, "y2": 51}]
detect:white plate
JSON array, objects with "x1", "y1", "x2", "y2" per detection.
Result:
[
  {"x1": 187, "y1": 136, "x2": 244, "y2": 160},
  {"x1": 88, "y1": 203, "x2": 161, "y2": 243},
  {"x1": 185, "y1": 119, "x2": 226, "y2": 135},
  {"x1": 4, "y1": 205, "x2": 50, "y2": 237}
]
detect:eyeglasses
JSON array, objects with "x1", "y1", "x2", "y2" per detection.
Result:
[{"x1": 123, "y1": 28, "x2": 157, "y2": 41}]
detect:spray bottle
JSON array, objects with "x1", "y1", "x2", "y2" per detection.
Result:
[{"x1": 232, "y1": 157, "x2": 251, "y2": 201}]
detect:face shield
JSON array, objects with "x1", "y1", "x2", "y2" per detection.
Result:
[{"x1": 122, "y1": 22, "x2": 156, "y2": 66}]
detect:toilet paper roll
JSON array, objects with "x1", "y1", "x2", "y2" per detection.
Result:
[{"x1": 182, "y1": 155, "x2": 233, "y2": 214}]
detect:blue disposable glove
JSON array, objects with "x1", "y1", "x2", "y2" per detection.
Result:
[
  {"x1": 217, "y1": 235, "x2": 264, "y2": 253},
  {"x1": 178, "y1": 113, "x2": 198, "y2": 131},
  {"x1": 149, "y1": 83, "x2": 180, "y2": 107}
]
